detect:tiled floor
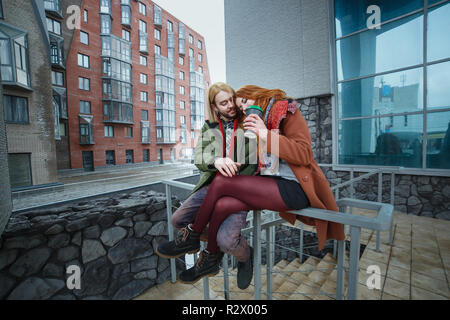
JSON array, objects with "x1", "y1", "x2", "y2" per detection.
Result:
[{"x1": 135, "y1": 211, "x2": 450, "y2": 300}]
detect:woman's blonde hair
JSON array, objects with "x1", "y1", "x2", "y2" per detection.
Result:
[
  {"x1": 235, "y1": 85, "x2": 288, "y2": 114},
  {"x1": 206, "y1": 82, "x2": 236, "y2": 123}
]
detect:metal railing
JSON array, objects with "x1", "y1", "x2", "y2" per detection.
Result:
[{"x1": 162, "y1": 169, "x2": 394, "y2": 300}]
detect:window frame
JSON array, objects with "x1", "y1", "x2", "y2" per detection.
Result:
[
  {"x1": 80, "y1": 30, "x2": 89, "y2": 45},
  {"x1": 3, "y1": 95, "x2": 29, "y2": 124},
  {"x1": 77, "y1": 52, "x2": 90, "y2": 69},
  {"x1": 331, "y1": 0, "x2": 450, "y2": 175}
]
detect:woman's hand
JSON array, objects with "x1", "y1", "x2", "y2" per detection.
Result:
[
  {"x1": 214, "y1": 157, "x2": 241, "y2": 177},
  {"x1": 244, "y1": 114, "x2": 268, "y2": 142}
]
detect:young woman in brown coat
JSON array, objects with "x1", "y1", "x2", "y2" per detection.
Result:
[{"x1": 159, "y1": 85, "x2": 345, "y2": 284}]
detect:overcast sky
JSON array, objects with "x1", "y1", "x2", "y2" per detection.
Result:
[{"x1": 152, "y1": 0, "x2": 227, "y2": 83}]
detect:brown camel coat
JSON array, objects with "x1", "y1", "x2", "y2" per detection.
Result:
[{"x1": 265, "y1": 108, "x2": 345, "y2": 250}]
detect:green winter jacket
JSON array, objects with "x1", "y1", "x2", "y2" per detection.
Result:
[{"x1": 191, "y1": 120, "x2": 258, "y2": 195}]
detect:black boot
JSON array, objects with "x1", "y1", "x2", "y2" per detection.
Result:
[
  {"x1": 237, "y1": 246, "x2": 253, "y2": 290},
  {"x1": 178, "y1": 250, "x2": 221, "y2": 284},
  {"x1": 156, "y1": 224, "x2": 200, "y2": 259}
]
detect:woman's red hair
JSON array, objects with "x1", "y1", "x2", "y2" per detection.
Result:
[{"x1": 235, "y1": 85, "x2": 288, "y2": 113}]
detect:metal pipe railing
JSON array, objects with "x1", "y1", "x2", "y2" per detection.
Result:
[{"x1": 162, "y1": 178, "x2": 393, "y2": 301}]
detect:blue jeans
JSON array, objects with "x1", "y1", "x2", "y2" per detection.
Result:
[{"x1": 171, "y1": 185, "x2": 250, "y2": 262}]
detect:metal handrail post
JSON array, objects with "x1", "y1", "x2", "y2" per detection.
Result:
[
  {"x1": 165, "y1": 184, "x2": 177, "y2": 283},
  {"x1": 376, "y1": 172, "x2": 383, "y2": 251},
  {"x1": 299, "y1": 223, "x2": 304, "y2": 262},
  {"x1": 253, "y1": 210, "x2": 262, "y2": 299},
  {"x1": 336, "y1": 239, "x2": 346, "y2": 300},
  {"x1": 348, "y1": 225, "x2": 361, "y2": 300},
  {"x1": 223, "y1": 254, "x2": 230, "y2": 300},
  {"x1": 389, "y1": 173, "x2": 395, "y2": 245},
  {"x1": 266, "y1": 226, "x2": 274, "y2": 300},
  {"x1": 201, "y1": 241, "x2": 210, "y2": 300}
]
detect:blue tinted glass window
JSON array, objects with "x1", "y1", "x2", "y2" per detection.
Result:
[
  {"x1": 338, "y1": 67, "x2": 423, "y2": 118},
  {"x1": 337, "y1": 13, "x2": 423, "y2": 81},
  {"x1": 427, "y1": 2, "x2": 450, "y2": 62},
  {"x1": 427, "y1": 61, "x2": 450, "y2": 110},
  {"x1": 426, "y1": 111, "x2": 450, "y2": 169},
  {"x1": 338, "y1": 114, "x2": 423, "y2": 168},
  {"x1": 429, "y1": 0, "x2": 447, "y2": 6},
  {"x1": 335, "y1": 0, "x2": 423, "y2": 38}
]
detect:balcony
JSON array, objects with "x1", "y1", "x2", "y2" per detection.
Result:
[
  {"x1": 49, "y1": 34, "x2": 64, "y2": 69},
  {"x1": 154, "y1": 5, "x2": 162, "y2": 27},
  {"x1": 0, "y1": 25, "x2": 32, "y2": 90},
  {"x1": 103, "y1": 101, "x2": 133, "y2": 124},
  {"x1": 44, "y1": 0, "x2": 63, "y2": 18}
]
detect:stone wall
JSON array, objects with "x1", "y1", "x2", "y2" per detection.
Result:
[
  {"x1": 298, "y1": 95, "x2": 450, "y2": 220},
  {"x1": 0, "y1": 190, "x2": 179, "y2": 300}
]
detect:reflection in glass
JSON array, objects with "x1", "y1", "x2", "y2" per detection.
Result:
[
  {"x1": 427, "y1": 111, "x2": 450, "y2": 169},
  {"x1": 337, "y1": 13, "x2": 423, "y2": 81},
  {"x1": 427, "y1": 61, "x2": 450, "y2": 110},
  {"x1": 338, "y1": 114, "x2": 423, "y2": 167},
  {"x1": 338, "y1": 67, "x2": 423, "y2": 118},
  {"x1": 335, "y1": 0, "x2": 423, "y2": 38},
  {"x1": 429, "y1": 0, "x2": 447, "y2": 6},
  {"x1": 427, "y1": 2, "x2": 450, "y2": 62}
]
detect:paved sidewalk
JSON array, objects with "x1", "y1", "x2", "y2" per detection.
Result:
[{"x1": 12, "y1": 162, "x2": 197, "y2": 211}]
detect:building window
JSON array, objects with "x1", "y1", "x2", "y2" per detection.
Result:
[
  {"x1": 3, "y1": 95, "x2": 29, "y2": 124},
  {"x1": 141, "y1": 109, "x2": 148, "y2": 121},
  {"x1": 141, "y1": 120, "x2": 150, "y2": 144},
  {"x1": 198, "y1": 53, "x2": 202, "y2": 62},
  {"x1": 47, "y1": 18, "x2": 61, "y2": 35},
  {"x1": 122, "y1": 29, "x2": 130, "y2": 41},
  {"x1": 100, "y1": 0, "x2": 112, "y2": 14},
  {"x1": 139, "y1": 32, "x2": 148, "y2": 53},
  {"x1": 197, "y1": 40, "x2": 202, "y2": 50},
  {"x1": 52, "y1": 70, "x2": 64, "y2": 86},
  {"x1": 78, "y1": 77, "x2": 90, "y2": 91},
  {"x1": 154, "y1": 45, "x2": 161, "y2": 55},
  {"x1": 139, "y1": 20, "x2": 147, "y2": 33},
  {"x1": 168, "y1": 20, "x2": 173, "y2": 32},
  {"x1": 140, "y1": 73, "x2": 147, "y2": 84},
  {"x1": 79, "y1": 115, "x2": 94, "y2": 144},
  {"x1": 83, "y1": 9, "x2": 88, "y2": 22},
  {"x1": 125, "y1": 127, "x2": 133, "y2": 138},
  {"x1": 101, "y1": 14, "x2": 111, "y2": 34},
  {"x1": 77, "y1": 53, "x2": 89, "y2": 68},
  {"x1": 104, "y1": 125, "x2": 114, "y2": 137},
  {"x1": 156, "y1": 128, "x2": 162, "y2": 139},
  {"x1": 180, "y1": 115, "x2": 186, "y2": 124},
  {"x1": 125, "y1": 149, "x2": 134, "y2": 163},
  {"x1": 154, "y1": 28, "x2": 161, "y2": 40},
  {"x1": 106, "y1": 150, "x2": 115, "y2": 165},
  {"x1": 140, "y1": 55, "x2": 147, "y2": 66},
  {"x1": 0, "y1": 1, "x2": 3, "y2": 19},
  {"x1": 179, "y1": 56, "x2": 184, "y2": 65},
  {"x1": 198, "y1": 66, "x2": 203, "y2": 73},
  {"x1": 154, "y1": 4, "x2": 162, "y2": 26},
  {"x1": 189, "y1": 48, "x2": 194, "y2": 57},
  {"x1": 80, "y1": 100, "x2": 91, "y2": 114},
  {"x1": 179, "y1": 86, "x2": 185, "y2": 95},
  {"x1": 139, "y1": 2, "x2": 146, "y2": 15},
  {"x1": 140, "y1": 91, "x2": 148, "y2": 102},
  {"x1": 189, "y1": 34, "x2": 193, "y2": 44},
  {"x1": 180, "y1": 101, "x2": 185, "y2": 109},
  {"x1": 179, "y1": 71, "x2": 184, "y2": 80},
  {"x1": 0, "y1": 29, "x2": 30, "y2": 87},
  {"x1": 334, "y1": 0, "x2": 450, "y2": 171},
  {"x1": 80, "y1": 31, "x2": 89, "y2": 45},
  {"x1": 121, "y1": 3, "x2": 131, "y2": 26},
  {"x1": 59, "y1": 122, "x2": 66, "y2": 136},
  {"x1": 143, "y1": 149, "x2": 150, "y2": 162}
]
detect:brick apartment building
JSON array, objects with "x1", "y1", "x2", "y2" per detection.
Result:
[
  {"x1": 1, "y1": 0, "x2": 59, "y2": 190},
  {"x1": 58, "y1": 0, "x2": 210, "y2": 170}
]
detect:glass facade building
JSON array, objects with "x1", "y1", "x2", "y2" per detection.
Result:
[{"x1": 334, "y1": 0, "x2": 450, "y2": 170}]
